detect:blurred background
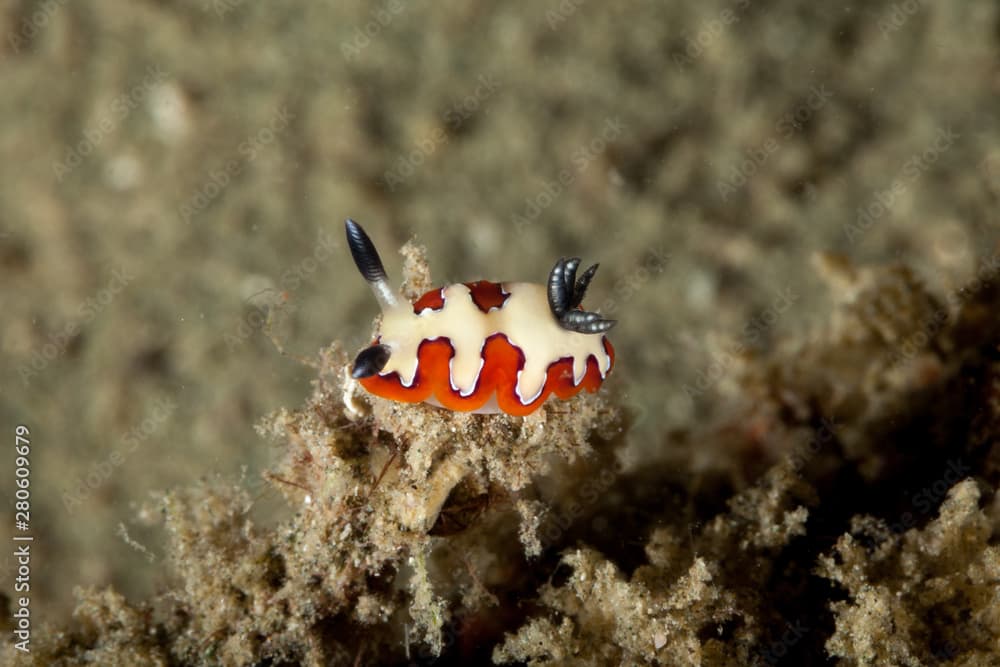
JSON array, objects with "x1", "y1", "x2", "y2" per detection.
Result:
[{"x1": 1, "y1": 0, "x2": 997, "y2": 627}]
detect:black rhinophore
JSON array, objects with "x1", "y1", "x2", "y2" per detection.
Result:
[
  {"x1": 351, "y1": 343, "x2": 392, "y2": 379},
  {"x1": 345, "y1": 218, "x2": 389, "y2": 285},
  {"x1": 547, "y1": 256, "x2": 616, "y2": 334}
]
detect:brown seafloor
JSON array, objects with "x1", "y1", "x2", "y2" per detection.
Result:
[{"x1": 2, "y1": 245, "x2": 999, "y2": 666}]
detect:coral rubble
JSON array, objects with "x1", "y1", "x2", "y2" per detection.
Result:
[{"x1": 3, "y1": 251, "x2": 998, "y2": 666}]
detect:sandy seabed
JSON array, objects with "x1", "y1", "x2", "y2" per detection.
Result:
[{"x1": 1, "y1": 1, "x2": 999, "y2": 665}]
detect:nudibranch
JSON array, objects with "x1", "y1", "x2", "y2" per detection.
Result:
[{"x1": 345, "y1": 219, "x2": 615, "y2": 416}]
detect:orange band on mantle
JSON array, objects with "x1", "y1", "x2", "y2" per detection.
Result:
[{"x1": 359, "y1": 334, "x2": 614, "y2": 416}]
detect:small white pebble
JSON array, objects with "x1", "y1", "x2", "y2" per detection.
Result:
[
  {"x1": 148, "y1": 80, "x2": 191, "y2": 140},
  {"x1": 685, "y1": 270, "x2": 717, "y2": 310},
  {"x1": 104, "y1": 154, "x2": 142, "y2": 190}
]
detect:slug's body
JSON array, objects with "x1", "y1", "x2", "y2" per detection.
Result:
[{"x1": 345, "y1": 220, "x2": 615, "y2": 416}]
